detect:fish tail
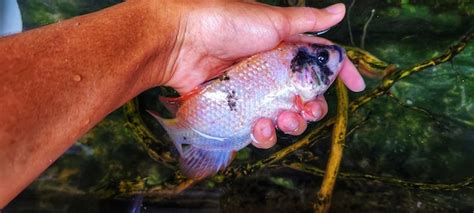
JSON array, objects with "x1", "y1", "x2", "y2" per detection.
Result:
[{"x1": 180, "y1": 145, "x2": 234, "y2": 180}]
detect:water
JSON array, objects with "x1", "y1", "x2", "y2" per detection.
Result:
[
  {"x1": 4, "y1": 0, "x2": 474, "y2": 212},
  {"x1": 0, "y1": 0, "x2": 22, "y2": 36}
]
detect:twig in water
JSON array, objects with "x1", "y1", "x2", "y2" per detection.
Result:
[
  {"x1": 347, "y1": 0, "x2": 356, "y2": 46},
  {"x1": 361, "y1": 9, "x2": 375, "y2": 49},
  {"x1": 285, "y1": 162, "x2": 474, "y2": 191}
]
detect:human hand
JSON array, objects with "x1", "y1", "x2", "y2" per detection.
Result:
[{"x1": 157, "y1": 1, "x2": 365, "y2": 149}]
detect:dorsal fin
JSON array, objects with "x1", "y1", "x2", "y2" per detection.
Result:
[
  {"x1": 159, "y1": 86, "x2": 203, "y2": 115},
  {"x1": 159, "y1": 96, "x2": 182, "y2": 116}
]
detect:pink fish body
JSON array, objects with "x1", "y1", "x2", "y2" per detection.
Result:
[{"x1": 150, "y1": 42, "x2": 345, "y2": 179}]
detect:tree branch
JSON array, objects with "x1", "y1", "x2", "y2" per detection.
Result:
[{"x1": 314, "y1": 78, "x2": 349, "y2": 212}]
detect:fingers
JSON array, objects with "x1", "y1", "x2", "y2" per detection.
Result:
[
  {"x1": 251, "y1": 109, "x2": 312, "y2": 148},
  {"x1": 277, "y1": 111, "x2": 307, "y2": 135},
  {"x1": 251, "y1": 111, "x2": 308, "y2": 149},
  {"x1": 273, "y1": 3, "x2": 346, "y2": 37},
  {"x1": 339, "y1": 57, "x2": 366, "y2": 92},
  {"x1": 301, "y1": 97, "x2": 328, "y2": 121},
  {"x1": 251, "y1": 118, "x2": 277, "y2": 149},
  {"x1": 251, "y1": 96, "x2": 329, "y2": 149}
]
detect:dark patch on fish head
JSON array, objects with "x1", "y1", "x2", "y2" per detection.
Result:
[{"x1": 290, "y1": 44, "x2": 345, "y2": 99}]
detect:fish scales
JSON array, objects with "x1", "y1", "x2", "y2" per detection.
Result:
[{"x1": 180, "y1": 46, "x2": 295, "y2": 141}]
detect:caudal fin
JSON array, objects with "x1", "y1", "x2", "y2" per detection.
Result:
[{"x1": 180, "y1": 145, "x2": 234, "y2": 179}]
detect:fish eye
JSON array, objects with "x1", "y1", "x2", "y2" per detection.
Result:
[{"x1": 316, "y1": 49, "x2": 329, "y2": 66}]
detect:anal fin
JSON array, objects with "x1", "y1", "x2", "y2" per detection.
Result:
[{"x1": 180, "y1": 145, "x2": 235, "y2": 180}]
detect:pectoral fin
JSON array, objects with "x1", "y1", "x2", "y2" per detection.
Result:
[{"x1": 180, "y1": 145, "x2": 235, "y2": 180}]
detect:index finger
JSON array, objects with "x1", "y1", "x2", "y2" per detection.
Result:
[{"x1": 339, "y1": 57, "x2": 365, "y2": 92}]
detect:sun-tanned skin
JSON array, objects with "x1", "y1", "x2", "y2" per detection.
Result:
[{"x1": 0, "y1": 0, "x2": 364, "y2": 207}]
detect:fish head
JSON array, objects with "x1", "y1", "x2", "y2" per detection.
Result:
[{"x1": 289, "y1": 44, "x2": 345, "y2": 100}]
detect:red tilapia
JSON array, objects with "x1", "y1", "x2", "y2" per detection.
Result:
[{"x1": 149, "y1": 42, "x2": 345, "y2": 179}]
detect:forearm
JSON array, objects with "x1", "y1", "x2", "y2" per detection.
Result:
[{"x1": 0, "y1": 0, "x2": 179, "y2": 206}]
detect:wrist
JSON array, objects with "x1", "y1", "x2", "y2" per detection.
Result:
[{"x1": 127, "y1": 0, "x2": 185, "y2": 91}]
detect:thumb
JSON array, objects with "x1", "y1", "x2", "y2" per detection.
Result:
[{"x1": 274, "y1": 3, "x2": 346, "y2": 36}]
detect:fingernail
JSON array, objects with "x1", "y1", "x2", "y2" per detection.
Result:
[
  {"x1": 356, "y1": 81, "x2": 366, "y2": 92},
  {"x1": 283, "y1": 118, "x2": 299, "y2": 133},
  {"x1": 324, "y1": 3, "x2": 344, "y2": 14},
  {"x1": 312, "y1": 106, "x2": 322, "y2": 119},
  {"x1": 261, "y1": 125, "x2": 272, "y2": 138},
  {"x1": 250, "y1": 133, "x2": 260, "y2": 144}
]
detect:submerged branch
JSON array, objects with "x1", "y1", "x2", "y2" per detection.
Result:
[
  {"x1": 314, "y1": 79, "x2": 349, "y2": 213},
  {"x1": 344, "y1": 46, "x2": 396, "y2": 78},
  {"x1": 386, "y1": 92, "x2": 436, "y2": 119},
  {"x1": 285, "y1": 162, "x2": 474, "y2": 191}
]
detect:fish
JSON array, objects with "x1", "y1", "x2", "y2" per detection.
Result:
[{"x1": 148, "y1": 42, "x2": 345, "y2": 179}]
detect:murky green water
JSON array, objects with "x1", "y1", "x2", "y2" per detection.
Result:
[{"x1": 4, "y1": 0, "x2": 474, "y2": 212}]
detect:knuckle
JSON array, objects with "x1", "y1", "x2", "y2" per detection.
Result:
[
  {"x1": 299, "y1": 7, "x2": 318, "y2": 28},
  {"x1": 269, "y1": 10, "x2": 292, "y2": 39}
]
